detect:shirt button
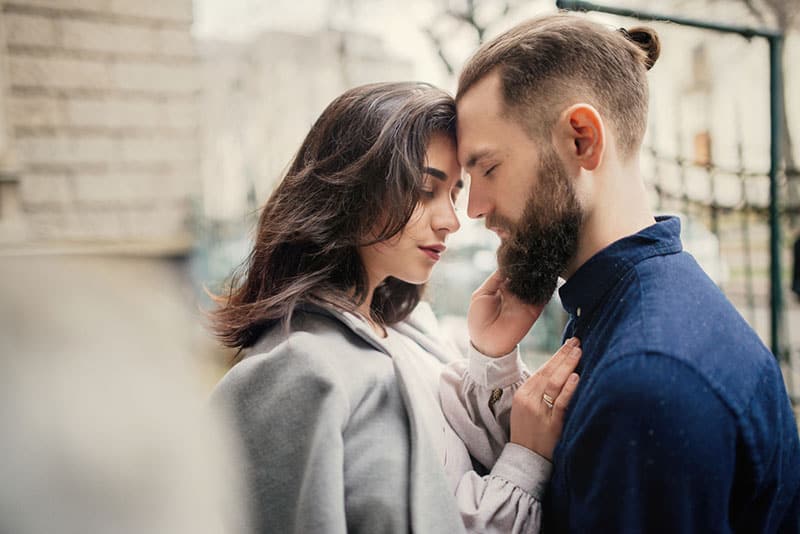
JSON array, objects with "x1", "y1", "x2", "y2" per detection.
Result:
[
  {"x1": 488, "y1": 388, "x2": 503, "y2": 410},
  {"x1": 577, "y1": 307, "x2": 582, "y2": 318}
]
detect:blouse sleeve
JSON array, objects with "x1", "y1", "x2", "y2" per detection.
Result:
[
  {"x1": 454, "y1": 443, "x2": 551, "y2": 534},
  {"x1": 440, "y1": 344, "x2": 529, "y2": 468},
  {"x1": 441, "y1": 344, "x2": 552, "y2": 534}
]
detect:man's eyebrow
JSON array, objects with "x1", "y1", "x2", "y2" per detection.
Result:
[
  {"x1": 464, "y1": 149, "x2": 494, "y2": 170},
  {"x1": 423, "y1": 167, "x2": 447, "y2": 180}
]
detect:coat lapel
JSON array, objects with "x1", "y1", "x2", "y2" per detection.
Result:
[
  {"x1": 328, "y1": 307, "x2": 467, "y2": 533},
  {"x1": 389, "y1": 343, "x2": 466, "y2": 534}
]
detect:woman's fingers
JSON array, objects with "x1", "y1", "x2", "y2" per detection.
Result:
[
  {"x1": 509, "y1": 342, "x2": 582, "y2": 459},
  {"x1": 553, "y1": 373, "x2": 580, "y2": 416},
  {"x1": 542, "y1": 343, "x2": 582, "y2": 401},
  {"x1": 516, "y1": 338, "x2": 580, "y2": 403},
  {"x1": 472, "y1": 269, "x2": 506, "y2": 299},
  {"x1": 468, "y1": 270, "x2": 545, "y2": 356},
  {"x1": 533, "y1": 338, "x2": 580, "y2": 384}
]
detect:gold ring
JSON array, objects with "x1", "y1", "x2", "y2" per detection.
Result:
[{"x1": 542, "y1": 393, "x2": 555, "y2": 409}]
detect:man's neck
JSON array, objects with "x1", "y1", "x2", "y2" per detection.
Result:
[{"x1": 565, "y1": 163, "x2": 655, "y2": 279}]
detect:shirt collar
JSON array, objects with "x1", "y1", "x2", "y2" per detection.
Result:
[{"x1": 558, "y1": 216, "x2": 683, "y2": 318}]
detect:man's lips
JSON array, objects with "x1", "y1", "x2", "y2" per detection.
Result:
[{"x1": 490, "y1": 227, "x2": 510, "y2": 240}]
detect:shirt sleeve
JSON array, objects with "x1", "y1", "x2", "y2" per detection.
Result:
[
  {"x1": 441, "y1": 343, "x2": 551, "y2": 534},
  {"x1": 440, "y1": 343, "x2": 530, "y2": 468},
  {"x1": 561, "y1": 354, "x2": 738, "y2": 532},
  {"x1": 210, "y1": 349, "x2": 351, "y2": 534}
]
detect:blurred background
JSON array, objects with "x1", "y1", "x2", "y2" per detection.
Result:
[
  {"x1": 0, "y1": 0, "x2": 798, "y2": 529},
  {"x1": 0, "y1": 2, "x2": 798, "y2": 527},
  {"x1": 4, "y1": 0, "x2": 796, "y2": 385}
]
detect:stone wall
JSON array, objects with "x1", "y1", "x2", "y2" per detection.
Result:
[{"x1": 0, "y1": 0, "x2": 200, "y2": 252}]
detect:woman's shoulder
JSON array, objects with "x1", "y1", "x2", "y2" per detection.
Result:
[{"x1": 216, "y1": 307, "x2": 395, "y2": 397}]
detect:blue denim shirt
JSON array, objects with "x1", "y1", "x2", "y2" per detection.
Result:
[{"x1": 543, "y1": 216, "x2": 800, "y2": 533}]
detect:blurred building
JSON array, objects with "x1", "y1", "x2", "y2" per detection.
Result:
[
  {"x1": 0, "y1": 0, "x2": 212, "y2": 361},
  {"x1": 198, "y1": 29, "x2": 413, "y2": 222},
  {"x1": 193, "y1": 29, "x2": 414, "y2": 298},
  {"x1": 0, "y1": 3, "x2": 248, "y2": 532},
  {"x1": 0, "y1": 0, "x2": 199, "y2": 249}
]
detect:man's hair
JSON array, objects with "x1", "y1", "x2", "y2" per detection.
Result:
[
  {"x1": 211, "y1": 82, "x2": 456, "y2": 356},
  {"x1": 457, "y1": 13, "x2": 661, "y2": 158}
]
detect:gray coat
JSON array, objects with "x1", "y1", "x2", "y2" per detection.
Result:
[{"x1": 211, "y1": 305, "x2": 468, "y2": 534}]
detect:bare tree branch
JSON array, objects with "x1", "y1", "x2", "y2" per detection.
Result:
[
  {"x1": 445, "y1": 5, "x2": 486, "y2": 42},
  {"x1": 421, "y1": 26, "x2": 455, "y2": 75},
  {"x1": 740, "y1": 0, "x2": 768, "y2": 24},
  {"x1": 763, "y1": 0, "x2": 800, "y2": 29}
]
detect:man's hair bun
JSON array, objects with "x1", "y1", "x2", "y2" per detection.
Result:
[{"x1": 620, "y1": 26, "x2": 661, "y2": 70}]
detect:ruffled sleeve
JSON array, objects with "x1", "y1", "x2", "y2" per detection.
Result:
[
  {"x1": 440, "y1": 344, "x2": 530, "y2": 468},
  {"x1": 454, "y1": 443, "x2": 551, "y2": 533},
  {"x1": 441, "y1": 344, "x2": 552, "y2": 533}
]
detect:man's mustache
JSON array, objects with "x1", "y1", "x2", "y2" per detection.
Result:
[{"x1": 486, "y1": 214, "x2": 515, "y2": 234}]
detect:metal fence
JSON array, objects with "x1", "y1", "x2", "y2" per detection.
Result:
[{"x1": 642, "y1": 143, "x2": 799, "y2": 402}]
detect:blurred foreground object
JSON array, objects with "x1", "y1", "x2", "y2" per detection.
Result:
[{"x1": 0, "y1": 254, "x2": 248, "y2": 534}]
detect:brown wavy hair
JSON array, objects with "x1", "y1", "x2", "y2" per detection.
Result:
[
  {"x1": 457, "y1": 14, "x2": 661, "y2": 159},
  {"x1": 211, "y1": 82, "x2": 456, "y2": 354}
]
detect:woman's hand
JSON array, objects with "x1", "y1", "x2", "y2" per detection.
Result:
[
  {"x1": 468, "y1": 270, "x2": 543, "y2": 357},
  {"x1": 510, "y1": 338, "x2": 582, "y2": 461}
]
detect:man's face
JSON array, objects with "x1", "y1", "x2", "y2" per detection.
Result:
[{"x1": 457, "y1": 71, "x2": 582, "y2": 305}]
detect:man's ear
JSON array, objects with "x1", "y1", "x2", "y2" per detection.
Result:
[{"x1": 554, "y1": 103, "x2": 604, "y2": 171}]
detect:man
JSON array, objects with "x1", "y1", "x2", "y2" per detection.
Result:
[{"x1": 456, "y1": 13, "x2": 800, "y2": 532}]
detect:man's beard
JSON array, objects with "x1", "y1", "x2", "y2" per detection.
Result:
[{"x1": 495, "y1": 147, "x2": 583, "y2": 305}]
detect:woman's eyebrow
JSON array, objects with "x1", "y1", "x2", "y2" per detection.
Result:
[
  {"x1": 423, "y1": 166, "x2": 447, "y2": 180},
  {"x1": 424, "y1": 166, "x2": 462, "y2": 188}
]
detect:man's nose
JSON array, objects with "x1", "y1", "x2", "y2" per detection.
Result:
[{"x1": 467, "y1": 179, "x2": 491, "y2": 219}]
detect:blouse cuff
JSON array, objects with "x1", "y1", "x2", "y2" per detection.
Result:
[
  {"x1": 467, "y1": 342, "x2": 524, "y2": 388},
  {"x1": 491, "y1": 442, "x2": 552, "y2": 500}
]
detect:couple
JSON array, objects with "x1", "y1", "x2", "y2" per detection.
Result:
[{"x1": 211, "y1": 13, "x2": 800, "y2": 533}]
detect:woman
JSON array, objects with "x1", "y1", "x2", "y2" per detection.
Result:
[{"x1": 210, "y1": 82, "x2": 580, "y2": 533}]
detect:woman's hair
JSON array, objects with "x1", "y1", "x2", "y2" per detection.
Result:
[
  {"x1": 212, "y1": 82, "x2": 456, "y2": 353},
  {"x1": 457, "y1": 13, "x2": 661, "y2": 159}
]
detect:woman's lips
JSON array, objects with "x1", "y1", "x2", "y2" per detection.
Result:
[{"x1": 419, "y1": 244, "x2": 445, "y2": 261}]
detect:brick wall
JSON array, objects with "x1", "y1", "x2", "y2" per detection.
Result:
[{"x1": 0, "y1": 0, "x2": 199, "y2": 250}]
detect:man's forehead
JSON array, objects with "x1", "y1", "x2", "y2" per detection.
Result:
[
  {"x1": 457, "y1": 72, "x2": 505, "y2": 125},
  {"x1": 456, "y1": 73, "x2": 508, "y2": 165}
]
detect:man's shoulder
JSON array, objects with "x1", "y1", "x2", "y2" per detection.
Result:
[
  {"x1": 618, "y1": 251, "x2": 774, "y2": 398},
  {"x1": 588, "y1": 351, "x2": 731, "y2": 414},
  {"x1": 586, "y1": 348, "x2": 787, "y2": 442}
]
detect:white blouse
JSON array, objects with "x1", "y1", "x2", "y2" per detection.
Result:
[{"x1": 384, "y1": 305, "x2": 551, "y2": 534}]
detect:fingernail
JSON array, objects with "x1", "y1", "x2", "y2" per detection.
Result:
[
  {"x1": 567, "y1": 337, "x2": 578, "y2": 347},
  {"x1": 569, "y1": 373, "x2": 579, "y2": 383},
  {"x1": 570, "y1": 347, "x2": 581, "y2": 358}
]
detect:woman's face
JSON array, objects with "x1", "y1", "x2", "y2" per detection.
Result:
[{"x1": 360, "y1": 132, "x2": 463, "y2": 287}]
